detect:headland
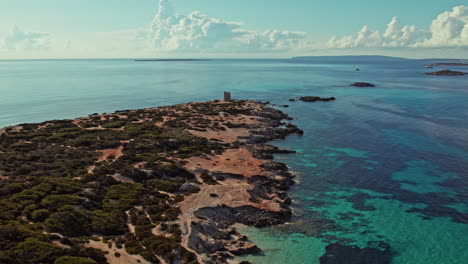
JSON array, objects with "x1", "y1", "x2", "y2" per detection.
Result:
[{"x1": 0, "y1": 100, "x2": 302, "y2": 264}]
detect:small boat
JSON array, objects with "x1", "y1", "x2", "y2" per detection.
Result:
[{"x1": 355, "y1": 68, "x2": 360, "y2": 71}]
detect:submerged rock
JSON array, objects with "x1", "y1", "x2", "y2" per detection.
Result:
[
  {"x1": 351, "y1": 82, "x2": 375, "y2": 87},
  {"x1": 319, "y1": 242, "x2": 392, "y2": 264},
  {"x1": 300, "y1": 96, "x2": 336, "y2": 102}
]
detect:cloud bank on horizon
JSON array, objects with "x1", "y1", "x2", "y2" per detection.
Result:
[
  {"x1": 0, "y1": 1, "x2": 467, "y2": 58},
  {"x1": 328, "y1": 6, "x2": 468, "y2": 49},
  {"x1": 148, "y1": 0, "x2": 308, "y2": 53},
  {"x1": 0, "y1": 26, "x2": 50, "y2": 51}
]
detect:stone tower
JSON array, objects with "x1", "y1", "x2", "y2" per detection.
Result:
[{"x1": 223, "y1": 91, "x2": 232, "y2": 102}]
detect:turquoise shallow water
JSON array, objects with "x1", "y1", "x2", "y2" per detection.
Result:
[{"x1": 1, "y1": 58, "x2": 467, "y2": 263}]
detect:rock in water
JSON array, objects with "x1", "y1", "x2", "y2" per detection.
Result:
[
  {"x1": 426, "y1": 70, "x2": 467, "y2": 76},
  {"x1": 319, "y1": 242, "x2": 392, "y2": 264},
  {"x1": 351, "y1": 82, "x2": 375, "y2": 87},
  {"x1": 300, "y1": 96, "x2": 336, "y2": 102}
]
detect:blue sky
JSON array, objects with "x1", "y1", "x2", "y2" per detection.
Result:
[{"x1": 1, "y1": 0, "x2": 467, "y2": 59}]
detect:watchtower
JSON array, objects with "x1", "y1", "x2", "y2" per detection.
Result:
[{"x1": 223, "y1": 91, "x2": 232, "y2": 102}]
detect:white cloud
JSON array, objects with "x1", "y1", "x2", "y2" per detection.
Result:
[
  {"x1": 148, "y1": 0, "x2": 307, "y2": 53},
  {"x1": 328, "y1": 5, "x2": 468, "y2": 49},
  {"x1": 1, "y1": 26, "x2": 51, "y2": 51},
  {"x1": 419, "y1": 5, "x2": 468, "y2": 47}
]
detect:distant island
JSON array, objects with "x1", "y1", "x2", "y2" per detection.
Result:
[
  {"x1": 0, "y1": 100, "x2": 302, "y2": 264},
  {"x1": 135, "y1": 59, "x2": 211, "y2": 62},
  {"x1": 291, "y1": 55, "x2": 410, "y2": 63},
  {"x1": 426, "y1": 70, "x2": 467, "y2": 76},
  {"x1": 427, "y1": 62, "x2": 468, "y2": 67}
]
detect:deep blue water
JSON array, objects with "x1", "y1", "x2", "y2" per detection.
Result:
[{"x1": 1, "y1": 58, "x2": 467, "y2": 263}]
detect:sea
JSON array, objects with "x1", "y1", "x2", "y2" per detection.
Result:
[{"x1": 1, "y1": 57, "x2": 467, "y2": 264}]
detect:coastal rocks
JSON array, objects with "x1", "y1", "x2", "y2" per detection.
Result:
[
  {"x1": 426, "y1": 70, "x2": 467, "y2": 76},
  {"x1": 247, "y1": 144, "x2": 296, "y2": 160},
  {"x1": 194, "y1": 205, "x2": 292, "y2": 227},
  {"x1": 271, "y1": 104, "x2": 289, "y2": 108},
  {"x1": 239, "y1": 125, "x2": 302, "y2": 144},
  {"x1": 319, "y1": 242, "x2": 392, "y2": 264},
  {"x1": 187, "y1": 221, "x2": 230, "y2": 254},
  {"x1": 226, "y1": 241, "x2": 261, "y2": 255},
  {"x1": 179, "y1": 182, "x2": 200, "y2": 193},
  {"x1": 248, "y1": 126, "x2": 303, "y2": 141},
  {"x1": 299, "y1": 96, "x2": 336, "y2": 102},
  {"x1": 351, "y1": 82, "x2": 375, "y2": 87},
  {"x1": 252, "y1": 110, "x2": 288, "y2": 121},
  {"x1": 187, "y1": 219, "x2": 262, "y2": 262},
  {"x1": 261, "y1": 161, "x2": 289, "y2": 171}
]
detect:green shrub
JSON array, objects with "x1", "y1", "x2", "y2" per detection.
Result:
[
  {"x1": 31, "y1": 209, "x2": 50, "y2": 222},
  {"x1": 40, "y1": 195, "x2": 83, "y2": 211},
  {"x1": 14, "y1": 238, "x2": 65, "y2": 264},
  {"x1": 90, "y1": 210, "x2": 127, "y2": 235},
  {"x1": 101, "y1": 121, "x2": 126, "y2": 129},
  {"x1": 44, "y1": 210, "x2": 91, "y2": 237},
  {"x1": 54, "y1": 256, "x2": 98, "y2": 264}
]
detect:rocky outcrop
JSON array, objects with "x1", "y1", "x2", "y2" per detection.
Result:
[
  {"x1": 226, "y1": 241, "x2": 261, "y2": 255},
  {"x1": 187, "y1": 220, "x2": 262, "y2": 263},
  {"x1": 299, "y1": 96, "x2": 336, "y2": 102},
  {"x1": 426, "y1": 70, "x2": 467, "y2": 76},
  {"x1": 351, "y1": 82, "x2": 375, "y2": 87},
  {"x1": 181, "y1": 100, "x2": 301, "y2": 263},
  {"x1": 194, "y1": 205, "x2": 292, "y2": 227},
  {"x1": 247, "y1": 144, "x2": 296, "y2": 160},
  {"x1": 179, "y1": 182, "x2": 200, "y2": 193}
]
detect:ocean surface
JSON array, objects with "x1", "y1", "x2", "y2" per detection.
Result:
[{"x1": 1, "y1": 57, "x2": 467, "y2": 263}]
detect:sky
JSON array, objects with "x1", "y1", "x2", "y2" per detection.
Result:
[{"x1": 0, "y1": 0, "x2": 467, "y2": 59}]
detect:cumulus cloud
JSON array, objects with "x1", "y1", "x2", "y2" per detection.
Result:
[
  {"x1": 1, "y1": 26, "x2": 51, "y2": 51},
  {"x1": 148, "y1": 0, "x2": 307, "y2": 53},
  {"x1": 328, "y1": 5, "x2": 468, "y2": 49},
  {"x1": 420, "y1": 5, "x2": 468, "y2": 47}
]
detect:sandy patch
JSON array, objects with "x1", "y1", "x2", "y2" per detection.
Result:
[
  {"x1": 185, "y1": 148, "x2": 266, "y2": 177},
  {"x1": 97, "y1": 145, "x2": 124, "y2": 162},
  {"x1": 189, "y1": 128, "x2": 249, "y2": 143}
]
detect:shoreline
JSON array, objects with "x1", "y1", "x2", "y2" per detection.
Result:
[{"x1": 0, "y1": 99, "x2": 302, "y2": 264}]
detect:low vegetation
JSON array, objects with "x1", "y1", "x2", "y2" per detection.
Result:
[{"x1": 0, "y1": 100, "x2": 267, "y2": 263}]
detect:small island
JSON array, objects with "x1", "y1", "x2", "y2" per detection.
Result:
[
  {"x1": 351, "y1": 82, "x2": 376, "y2": 87},
  {"x1": 425, "y1": 70, "x2": 467, "y2": 76},
  {"x1": 0, "y1": 100, "x2": 302, "y2": 264}
]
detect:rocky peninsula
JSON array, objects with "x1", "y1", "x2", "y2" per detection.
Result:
[{"x1": 0, "y1": 100, "x2": 302, "y2": 264}]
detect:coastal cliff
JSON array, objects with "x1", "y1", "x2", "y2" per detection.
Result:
[{"x1": 0, "y1": 100, "x2": 302, "y2": 264}]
